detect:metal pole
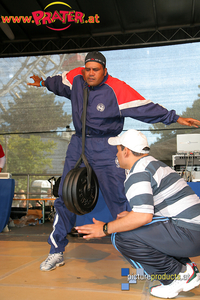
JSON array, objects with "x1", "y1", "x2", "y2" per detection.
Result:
[{"x1": 26, "y1": 174, "x2": 30, "y2": 211}]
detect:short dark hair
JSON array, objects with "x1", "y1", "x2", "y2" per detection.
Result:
[{"x1": 120, "y1": 145, "x2": 150, "y2": 156}]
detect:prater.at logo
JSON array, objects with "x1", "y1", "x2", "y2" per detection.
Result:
[{"x1": 1, "y1": 1, "x2": 100, "y2": 32}]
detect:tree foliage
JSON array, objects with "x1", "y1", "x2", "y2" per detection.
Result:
[
  {"x1": 149, "y1": 91, "x2": 200, "y2": 162},
  {"x1": 0, "y1": 135, "x2": 56, "y2": 174},
  {"x1": 0, "y1": 87, "x2": 72, "y2": 133},
  {"x1": 0, "y1": 61, "x2": 73, "y2": 193},
  {"x1": 150, "y1": 93, "x2": 200, "y2": 143}
]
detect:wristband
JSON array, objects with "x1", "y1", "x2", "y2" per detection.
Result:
[{"x1": 40, "y1": 80, "x2": 43, "y2": 87}]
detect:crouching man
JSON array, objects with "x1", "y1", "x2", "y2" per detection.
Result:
[{"x1": 76, "y1": 129, "x2": 200, "y2": 299}]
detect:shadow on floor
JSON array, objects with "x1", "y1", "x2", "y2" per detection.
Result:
[{"x1": 0, "y1": 220, "x2": 111, "y2": 244}]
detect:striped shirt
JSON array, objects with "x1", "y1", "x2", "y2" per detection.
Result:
[{"x1": 125, "y1": 155, "x2": 200, "y2": 231}]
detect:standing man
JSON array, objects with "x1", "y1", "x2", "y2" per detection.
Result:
[
  {"x1": 0, "y1": 144, "x2": 6, "y2": 173},
  {"x1": 27, "y1": 51, "x2": 200, "y2": 272},
  {"x1": 76, "y1": 129, "x2": 200, "y2": 299}
]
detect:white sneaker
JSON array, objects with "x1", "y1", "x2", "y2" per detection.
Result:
[
  {"x1": 190, "y1": 262, "x2": 200, "y2": 275},
  {"x1": 150, "y1": 263, "x2": 200, "y2": 298},
  {"x1": 40, "y1": 253, "x2": 65, "y2": 271}
]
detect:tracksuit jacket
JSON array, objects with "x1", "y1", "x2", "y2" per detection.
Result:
[{"x1": 45, "y1": 67, "x2": 179, "y2": 253}]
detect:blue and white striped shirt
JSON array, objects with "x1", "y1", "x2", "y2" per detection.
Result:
[{"x1": 125, "y1": 155, "x2": 200, "y2": 231}]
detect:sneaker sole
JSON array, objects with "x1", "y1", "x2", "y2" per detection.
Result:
[
  {"x1": 183, "y1": 276, "x2": 200, "y2": 292},
  {"x1": 150, "y1": 287, "x2": 180, "y2": 299},
  {"x1": 40, "y1": 261, "x2": 65, "y2": 272},
  {"x1": 150, "y1": 277, "x2": 200, "y2": 298}
]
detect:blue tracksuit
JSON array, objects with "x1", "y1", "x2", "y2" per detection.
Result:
[{"x1": 45, "y1": 67, "x2": 179, "y2": 253}]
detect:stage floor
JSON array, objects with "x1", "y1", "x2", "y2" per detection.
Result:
[{"x1": 0, "y1": 222, "x2": 200, "y2": 300}]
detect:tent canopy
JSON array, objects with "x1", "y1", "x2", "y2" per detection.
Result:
[{"x1": 1, "y1": 0, "x2": 200, "y2": 57}]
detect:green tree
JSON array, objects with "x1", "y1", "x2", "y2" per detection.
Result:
[
  {"x1": 0, "y1": 59, "x2": 73, "y2": 193},
  {"x1": 0, "y1": 135, "x2": 56, "y2": 174},
  {"x1": 0, "y1": 87, "x2": 72, "y2": 133},
  {"x1": 149, "y1": 93, "x2": 200, "y2": 162},
  {"x1": 150, "y1": 99, "x2": 200, "y2": 142}
]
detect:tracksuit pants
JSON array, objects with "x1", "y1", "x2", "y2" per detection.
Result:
[
  {"x1": 111, "y1": 218, "x2": 200, "y2": 284},
  {"x1": 48, "y1": 134, "x2": 131, "y2": 253}
]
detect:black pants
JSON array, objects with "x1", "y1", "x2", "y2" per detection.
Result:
[{"x1": 111, "y1": 219, "x2": 200, "y2": 284}]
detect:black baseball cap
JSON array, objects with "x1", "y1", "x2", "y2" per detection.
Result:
[{"x1": 85, "y1": 51, "x2": 106, "y2": 67}]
